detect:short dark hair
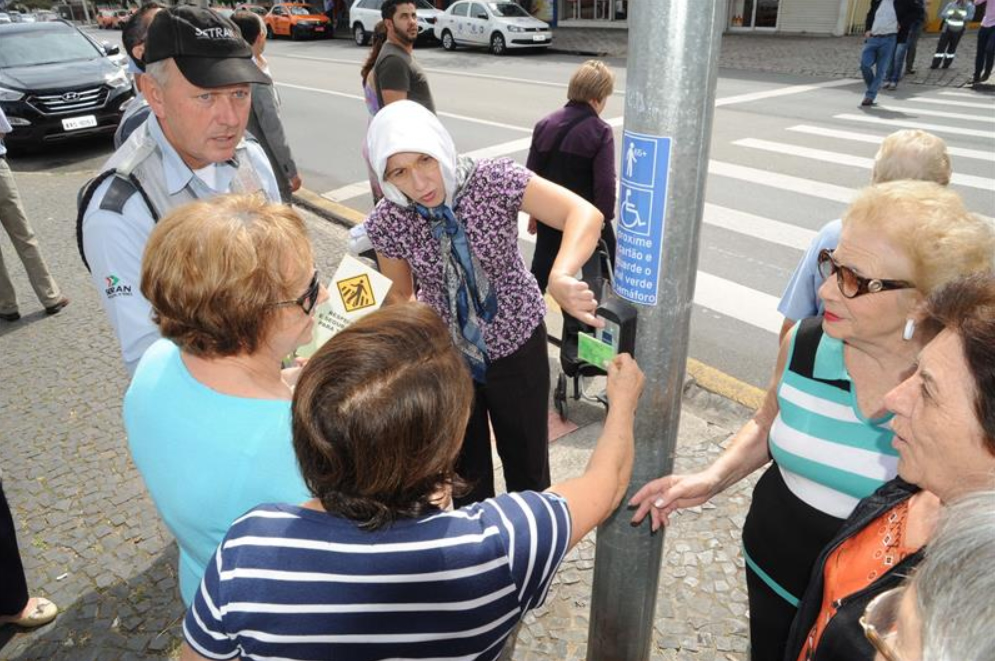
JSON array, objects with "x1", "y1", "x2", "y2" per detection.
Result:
[
  {"x1": 381, "y1": 0, "x2": 415, "y2": 21},
  {"x1": 122, "y1": 2, "x2": 164, "y2": 69},
  {"x1": 923, "y1": 273, "x2": 995, "y2": 456},
  {"x1": 231, "y1": 10, "x2": 263, "y2": 46},
  {"x1": 292, "y1": 303, "x2": 473, "y2": 530}
]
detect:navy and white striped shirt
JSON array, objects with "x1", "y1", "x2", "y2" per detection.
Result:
[{"x1": 183, "y1": 491, "x2": 572, "y2": 661}]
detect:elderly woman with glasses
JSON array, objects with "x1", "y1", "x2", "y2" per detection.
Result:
[
  {"x1": 124, "y1": 194, "x2": 328, "y2": 605},
  {"x1": 782, "y1": 274, "x2": 995, "y2": 661},
  {"x1": 861, "y1": 490, "x2": 995, "y2": 661},
  {"x1": 630, "y1": 181, "x2": 994, "y2": 661}
]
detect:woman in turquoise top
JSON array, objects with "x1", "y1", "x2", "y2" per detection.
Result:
[
  {"x1": 630, "y1": 181, "x2": 994, "y2": 660},
  {"x1": 123, "y1": 194, "x2": 328, "y2": 605}
]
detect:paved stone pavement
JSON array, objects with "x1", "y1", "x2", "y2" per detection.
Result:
[
  {"x1": 0, "y1": 154, "x2": 758, "y2": 660},
  {"x1": 552, "y1": 28, "x2": 982, "y2": 89}
]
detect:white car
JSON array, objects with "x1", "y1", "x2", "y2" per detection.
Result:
[
  {"x1": 349, "y1": 0, "x2": 443, "y2": 46},
  {"x1": 434, "y1": 1, "x2": 551, "y2": 55}
]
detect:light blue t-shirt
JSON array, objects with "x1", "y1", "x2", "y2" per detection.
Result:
[
  {"x1": 123, "y1": 339, "x2": 310, "y2": 604},
  {"x1": 777, "y1": 219, "x2": 841, "y2": 322}
]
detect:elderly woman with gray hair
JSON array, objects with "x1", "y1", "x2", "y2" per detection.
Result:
[{"x1": 782, "y1": 272, "x2": 995, "y2": 661}]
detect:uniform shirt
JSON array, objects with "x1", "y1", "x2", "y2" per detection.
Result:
[
  {"x1": 124, "y1": 339, "x2": 310, "y2": 605},
  {"x1": 777, "y1": 219, "x2": 840, "y2": 322},
  {"x1": 81, "y1": 116, "x2": 279, "y2": 376},
  {"x1": 374, "y1": 42, "x2": 436, "y2": 113},
  {"x1": 365, "y1": 158, "x2": 545, "y2": 360},
  {"x1": 183, "y1": 491, "x2": 572, "y2": 661}
]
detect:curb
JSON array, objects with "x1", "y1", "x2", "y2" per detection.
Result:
[
  {"x1": 293, "y1": 187, "x2": 366, "y2": 229},
  {"x1": 294, "y1": 188, "x2": 766, "y2": 413}
]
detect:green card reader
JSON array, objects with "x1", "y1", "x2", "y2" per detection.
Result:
[{"x1": 577, "y1": 298, "x2": 638, "y2": 373}]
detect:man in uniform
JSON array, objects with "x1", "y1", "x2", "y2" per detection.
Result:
[{"x1": 79, "y1": 6, "x2": 279, "y2": 376}]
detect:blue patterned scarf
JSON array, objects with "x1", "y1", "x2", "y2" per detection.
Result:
[{"x1": 415, "y1": 200, "x2": 497, "y2": 383}]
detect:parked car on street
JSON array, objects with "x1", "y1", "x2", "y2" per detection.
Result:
[
  {"x1": 0, "y1": 12, "x2": 11, "y2": 24},
  {"x1": 96, "y1": 8, "x2": 130, "y2": 29},
  {"x1": 33, "y1": 10, "x2": 61, "y2": 22},
  {"x1": 264, "y1": 3, "x2": 332, "y2": 39},
  {"x1": 234, "y1": 3, "x2": 269, "y2": 16},
  {"x1": 434, "y1": 1, "x2": 551, "y2": 55},
  {"x1": 0, "y1": 21, "x2": 133, "y2": 150},
  {"x1": 349, "y1": 0, "x2": 442, "y2": 46}
]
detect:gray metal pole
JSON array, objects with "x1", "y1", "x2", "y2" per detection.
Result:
[{"x1": 586, "y1": 2, "x2": 725, "y2": 660}]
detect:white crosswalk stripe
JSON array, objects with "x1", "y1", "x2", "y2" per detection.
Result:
[
  {"x1": 733, "y1": 138, "x2": 995, "y2": 191},
  {"x1": 785, "y1": 125, "x2": 995, "y2": 161},
  {"x1": 874, "y1": 104, "x2": 995, "y2": 123},
  {"x1": 833, "y1": 114, "x2": 995, "y2": 139},
  {"x1": 906, "y1": 97, "x2": 995, "y2": 110}
]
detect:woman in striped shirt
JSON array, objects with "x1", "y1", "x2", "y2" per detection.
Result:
[
  {"x1": 630, "y1": 181, "x2": 994, "y2": 661},
  {"x1": 180, "y1": 303, "x2": 644, "y2": 661}
]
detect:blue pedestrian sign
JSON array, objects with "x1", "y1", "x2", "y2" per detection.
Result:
[{"x1": 614, "y1": 131, "x2": 672, "y2": 306}]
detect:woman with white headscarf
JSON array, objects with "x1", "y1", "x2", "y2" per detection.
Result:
[{"x1": 365, "y1": 100, "x2": 604, "y2": 507}]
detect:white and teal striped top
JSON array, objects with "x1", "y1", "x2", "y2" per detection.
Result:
[{"x1": 769, "y1": 322, "x2": 899, "y2": 519}]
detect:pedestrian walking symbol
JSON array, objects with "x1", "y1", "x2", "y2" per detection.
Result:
[
  {"x1": 614, "y1": 131, "x2": 672, "y2": 306},
  {"x1": 337, "y1": 274, "x2": 376, "y2": 312}
]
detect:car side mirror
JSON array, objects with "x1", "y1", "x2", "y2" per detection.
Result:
[{"x1": 102, "y1": 42, "x2": 120, "y2": 56}]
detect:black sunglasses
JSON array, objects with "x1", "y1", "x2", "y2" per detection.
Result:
[
  {"x1": 817, "y1": 249, "x2": 914, "y2": 299},
  {"x1": 270, "y1": 270, "x2": 321, "y2": 315}
]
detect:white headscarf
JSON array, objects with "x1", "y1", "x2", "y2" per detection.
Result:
[{"x1": 367, "y1": 100, "x2": 458, "y2": 207}]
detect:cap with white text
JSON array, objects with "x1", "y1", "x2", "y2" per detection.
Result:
[{"x1": 144, "y1": 6, "x2": 270, "y2": 88}]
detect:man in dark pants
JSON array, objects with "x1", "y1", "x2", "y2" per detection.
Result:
[{"x1": 861, "y1": 0, "x2": 917, "y2": 103}]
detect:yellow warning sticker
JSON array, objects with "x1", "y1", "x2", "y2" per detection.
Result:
[{"x1": 337, "y1": 274, "x2": 376, "y2": 312}]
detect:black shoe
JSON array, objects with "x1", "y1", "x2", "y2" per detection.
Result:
[
  {"x1": 0, "y1": 311, "x2": 21, "y2": 322},
  {"x1": 861, "y1": 97, "x2": 875, "y2": 107},
  {"x1": 906, "y1": 68, "x2": 916, "y2": 75},
  {"x1": 942, "y1": 62, "x2": 952, "y2": 69},
  {"x1": 44, "y1": 297, "x2": 69, "y2": 315}
]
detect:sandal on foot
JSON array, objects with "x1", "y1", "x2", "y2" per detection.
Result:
[{"x1": 5, "y1": 598, "x2": 58, "y2": 628}]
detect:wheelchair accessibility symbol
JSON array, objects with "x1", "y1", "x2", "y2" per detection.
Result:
[{"x1": 618, "y1": 186, "x2": 652, "y2": 237}]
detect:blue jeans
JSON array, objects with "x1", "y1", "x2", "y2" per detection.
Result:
[
  {"x1": 861, "y1": 34, "x2": 897, "y2": 101},
  {"x1": 886, "y1": 41, "x2": 910, "y2": 83}
]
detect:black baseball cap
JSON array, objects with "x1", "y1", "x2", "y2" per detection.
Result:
[{"x1": 144, "y1": 6, "x2": 270, "y2": 88}]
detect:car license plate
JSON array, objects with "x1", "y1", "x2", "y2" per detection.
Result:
[
  {"x1": 315, "y1": 25, "x2": 324, "y2": 31},
  {"x1": 532, "y1": 34, "x2": 548, "y2": 42},
  {"x1": 62, "y1": 115, "x2": 98, "y2": 131}
]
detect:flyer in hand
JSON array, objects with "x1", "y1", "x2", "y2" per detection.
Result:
[{"x1": 295, "y1": 255, "x2": 394, "y2": 358}]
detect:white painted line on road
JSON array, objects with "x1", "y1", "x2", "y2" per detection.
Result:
[
  {"x1": 875, "y1": 105, "x2": 995, "y2": 123},
  {"x1": 276, "y1": 81, "x2": 533, "y2": 133},
  {"x1": 907, "y1": 97, "x2": 995, "y2": 110},
  {"x1": 786, "y1": 125, "x2": 995, "y2": 161},
  {"x1": 834, "y1": 114, "x2": 995, "y2": 139},
  {"x1": 323, "y1": 181, "x2": 373, "y2": 202},
  {"x1": 271, "y1": 52, "x2": 627, "y2": 95},
  {"x1": 708, "y1": 160, "x2": 855, "y2": 203},
  {"x1": 733, "y1": 138, "x2": 995, "y2": 191},
  {"x1": 713, "y1": 79, "x2": 856, "y2": 107},
  {"x1": 939, "y1": 91, "x2": 994, "y2": 99},
  {"x1": 694, "y1": 271, "x2": 783, "y2": 335},
  {"x1": 703, "y1": 203, "x2": 815, "y2": 250}
]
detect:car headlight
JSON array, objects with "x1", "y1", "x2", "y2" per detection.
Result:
[
  {"x1": 507, "y1": 25, "x2": 523, "y2": 32},
  {"x1": 0, "y1": 85, "x2": 24, "y2": 102},
  {"x1": 104, "y1": 69, "x2": 130, "y2": 89}
]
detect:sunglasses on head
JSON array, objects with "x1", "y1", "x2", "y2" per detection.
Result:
[
  {"x1": 817, "y1": 249, "x2": 915, "y2": 299},
  {"x1": 270, "y1": 269, "x2": 321, "y2": 316}
]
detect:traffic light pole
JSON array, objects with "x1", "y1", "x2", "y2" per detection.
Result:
[{"x1": 586, "y1": 2, "x2": 725, "y2": 660}]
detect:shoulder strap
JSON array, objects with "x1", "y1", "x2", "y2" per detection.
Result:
[
  {"x1": 76, "y1": 169, "x2": 160, "y2": 274},
  {"x1": 535, "y1": 112, "x2": 593, "y2": 174},
  {"x1": 788, "y1": 316, "x2": 851, "y2": 391}
]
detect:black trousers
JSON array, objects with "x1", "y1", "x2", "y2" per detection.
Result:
[
  {"x1": 976, "y1": 25, "x2": 995, "y2": 80},
  {"x1": 453, "y1": 323, "x2": 551, "y2": 507},
  {"x1": 0, "y1": 481, "x2": 29, "y2": 617},
  {"x1": 932, "y1": 29, "x2": 964, "y2": 68}
]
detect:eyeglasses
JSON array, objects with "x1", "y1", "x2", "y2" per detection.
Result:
[
  {"x1": 818, "y1": 249, "x2": 915, "y2": 299},
  {"x1": 270, "y1": 270, "x2": 321, "y2": 316},
  {"x1": 860, "y1": 586, "x2": 907, "y2": 661}
]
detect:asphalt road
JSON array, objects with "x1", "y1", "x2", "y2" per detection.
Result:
[{"x1": 16, "y1": 27, "x2": 995, "y2": 390}]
